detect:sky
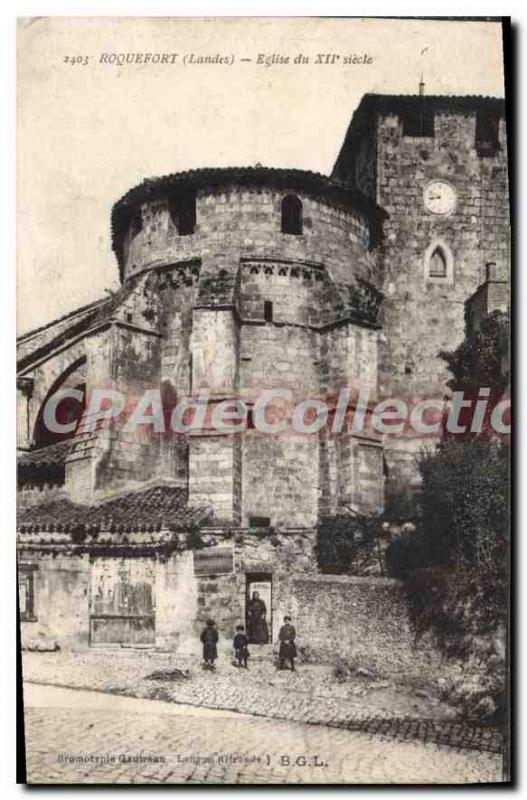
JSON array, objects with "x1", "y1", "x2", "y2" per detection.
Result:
[{"x1": 17, "y1": 17, "x2": 506, "y2": 334}]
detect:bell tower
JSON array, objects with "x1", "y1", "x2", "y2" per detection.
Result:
[{"x1": 332, "y1": 93, "x2": 509, "y2": 510}]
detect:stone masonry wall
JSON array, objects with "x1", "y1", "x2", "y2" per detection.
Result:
[
  {"x1": 238, "y1": 324, "x2": 319, "y2": 395},
  {"x1": 155, "y1": 552, "x2": 198, "y2": 651},
  {"x1": 20, "y1": 177, "x2": 382, "y2": 517},
  {"x1": 19, "y1": 539, "x2": 424, "y2": 672},
  {"x1": 188, "y1": 434, "x2": 238, "y2": 522},
  {"x1": 193, "y1": 530, "x2": 317, "y2": 655},
  {"x1": 123, "y1": 188, "x2": 375, "y2": 290},
  {"x1": 21, "y1": 338, "x2": 91, "y2": 452},
  {"x1": 373, "y1": 109, "x2": 508, "y2": 507},
  {"x1": 376, "y1": 110, "x2": 508, "y2": 399},
  {"x1": 238, "y1": 260, "x2": 327, "y2": 328},
  {"x1": 19, "y1": 552, "x2": 91, "y2": 650},
  {"x1": 192, "y1": 308, "x2": 238, "y2": 394},
  {"x1": 241, "y1": 433, "x2": 319, "y2": 528},
  {"x1": 318, "y1": 433, "x2": 384, "y2": 516},
  {"x1": 320, "y1": 323, "x2": 378, "y2": 397},
  {"x1": 288, "y1": 574, "x2": 420, "y2": 672}
]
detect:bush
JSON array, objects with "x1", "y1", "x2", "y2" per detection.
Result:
[
  {"x1": 440, "y1": 310, "x2": 508, "y2": 397},
  {"x1": 383, "y1": 312, "x2": 510, "y2": 724},
  {"x1": 315, "y1": 511, "x2": 381, "y2": 574},
  {"x1": 387, "y1": 440, "x2": 509, "y2": 724},
  {"x1": 384, "y1": 530, "x2": 431, "y2": 579},
  {"x1": 185, "y1": 523, "x2": 206, "y2": 550},
  {"x1": 419, "y1": 439, "x2": 509, "y2": 583}
]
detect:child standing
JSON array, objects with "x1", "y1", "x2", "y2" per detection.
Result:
[
  {"x1": 278, "y1": 615, "x2": 297, "y2": 671},
  {"x1": 233, "y1": 625, "x2": 249, "y2": 668},
  {"x1": 200, "y1": 619, "x2": 219, "y2": 670}
]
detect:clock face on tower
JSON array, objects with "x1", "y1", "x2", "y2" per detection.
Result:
[{"x1": 423, "y1": 181, "x2": 457, "y2": 215}]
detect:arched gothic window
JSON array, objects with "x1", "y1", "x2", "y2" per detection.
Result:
[
  {"x1": 429, "y1": 247, "x2": 447, "y2": 278},
  {"x1": 281, "y1": 194, "x2": 303, "y2": 235},
  {"x1": 424, "y1": 240, "x2": 454, "y2": 284}
]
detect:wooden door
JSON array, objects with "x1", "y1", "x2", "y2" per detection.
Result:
[{"x1": 90, "y1": 557, "x2": 155, "y2": 646}]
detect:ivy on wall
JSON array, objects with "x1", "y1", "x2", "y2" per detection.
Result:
[{"x1": 315, "y1": 510, "x2": 383, "y2": 575}]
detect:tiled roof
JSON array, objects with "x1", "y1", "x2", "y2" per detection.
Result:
[
  {"x1": 111, "y1": 166, "x2": 384, "y2": 272},
  {"x1": 18, "y1": 441, "x2": 72, "y2": 478},
  {"x1": 17, "y1": 297, "x2": 108, "y2": 345},
  {"x1": 17, "y1": 281, "x2": 138, "y2": 371},
  {"x1": 349, "y1": 93, "x2": 505, "y2": 122},
  {"x1": 17, "y1": 482, "x2": 211, "y2": 534},
  {"x1": 17, "y1": 299, "x2": 110, "y2": 370}
]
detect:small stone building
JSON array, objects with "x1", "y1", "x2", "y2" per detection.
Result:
[{"x1": 17, "y1": 93, "x2": 509, "y2": 656}]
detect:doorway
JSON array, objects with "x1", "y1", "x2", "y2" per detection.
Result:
[{"x1": 245, "y1": 573, "x2": 272, "y2": 644}]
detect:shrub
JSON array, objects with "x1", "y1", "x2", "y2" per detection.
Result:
[
  {"x1": 440, "y1": 310, "x2": 508, "y2": 397},
  {"x1": 315, "y1": 511, "x2": 382, "y2": 574},
  {"x1": 185, "y1": 523, "x2": 206, "y2": 550},
  {"x1": 384, "y1": 311, "x2": 510, "y2": 724},
  {"x1": 419, "y1": 439, "x2": 509, "y2": 587}
]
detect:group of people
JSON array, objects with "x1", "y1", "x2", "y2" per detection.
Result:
[{"x1": 200, "y1": 593, "x2": 297, "y2": 672}]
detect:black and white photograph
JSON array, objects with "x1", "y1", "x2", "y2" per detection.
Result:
[{"x1": 14, "y1": 15, "x2": 511, "y2": 785}]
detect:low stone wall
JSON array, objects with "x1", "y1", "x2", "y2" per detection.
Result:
[
  {"x1": 19, "y1": 553, "x2": 91, "y2": 649},
  {"x1": 288, "y1": 574, "x2": 426, "y2": 673},
  {"x1": 19, "y1": 543, "x2": 430, "y2": 676}
]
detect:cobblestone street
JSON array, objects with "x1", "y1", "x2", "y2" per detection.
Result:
[
  {"x1": 22, "y1": 650, "x2": 503, "y2": 754},
  {"x1": 23, "y1": 648, "x2": 448, "y2": 719},
  {"x1": 24, "y1": 684, "x2": 503, "y2": 784}
]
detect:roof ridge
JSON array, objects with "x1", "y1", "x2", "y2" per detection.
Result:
[
  {"x1": 113, "y1": 165, "x2": 352, "y2": 210},
  {"x1": 362, "y1": 92, "x2": 505, "y2": 100},
  {"x1": 90, "y1": 478, "x2": 186, "y2": 508},
  {"x1": 17, "y1": 279, "x2": 143, "y2": 372},
  {"x1": 17, "y1": 296, "x2": 110, "y2": 343},
  {"x1": 17, "y1": 479, "x2": 209, "y2": 534}
]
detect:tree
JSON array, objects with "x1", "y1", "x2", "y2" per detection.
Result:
[{"x1": 385, "y1": 310, "x2": 510, "y2": 722}]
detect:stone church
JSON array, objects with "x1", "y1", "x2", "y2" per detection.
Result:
[{"x1": 17, "y1": 93, "x2": 509, "y2": 657}]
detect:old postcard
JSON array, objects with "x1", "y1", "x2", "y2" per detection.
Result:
[{"x1": 17, "y1": 16, "x2": 511, "y2": 785}]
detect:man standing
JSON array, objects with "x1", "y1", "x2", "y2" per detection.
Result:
[{"x1": 278, "y1": 615, "x2": 297, "y2": 671}]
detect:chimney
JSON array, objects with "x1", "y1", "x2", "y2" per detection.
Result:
[{"x1": 485, "y1": 262, "x2": 497, "y2": 282}]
